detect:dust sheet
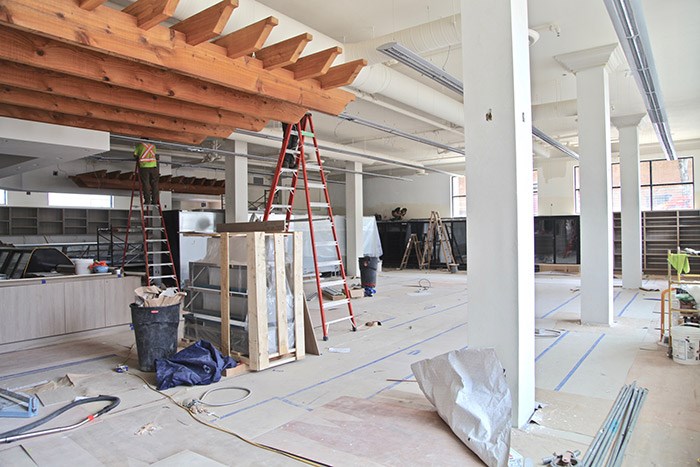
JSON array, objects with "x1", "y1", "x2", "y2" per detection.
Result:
[{"x1": 411, "y1": 347, "x2": 512, "y2": 467}]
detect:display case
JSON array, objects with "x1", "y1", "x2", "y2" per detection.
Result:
[{"x1": 377, "y1": 217, "x2": 466, "y2": 268}]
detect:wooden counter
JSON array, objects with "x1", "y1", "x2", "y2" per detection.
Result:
[{"x1": 0, "y1": 274, "x2": 141, "y2": 345}]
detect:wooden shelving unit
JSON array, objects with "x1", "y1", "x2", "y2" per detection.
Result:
[
  {"x1": 0, "y1": 207, "x2": 133, "y2": 238},
  {"x1": 613, "y1": 210, "x2": 700, "y2": 274}
]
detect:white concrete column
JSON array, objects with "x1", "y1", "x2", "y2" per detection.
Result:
[
  {"x1": 224, "y1": 140, "x2": 248, "y2": 223},
  {"x1": 158, "y1": 155, "x2": 172, "y2": 210},
  {"x1": 613, "y1": 114, "x2": 645, "y2": 289},
  {"x1": 556, "y1": 44, "x2": 618, "y2": 325},
  {"x1": 345, "y1": 161, "x2": 363, "y2": 276},
  {"x1": 462, "y1": 0, "x2": 535, "y2": 428}
]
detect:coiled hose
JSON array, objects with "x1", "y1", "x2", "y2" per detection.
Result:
[{"x1": 0, "y1": 395, "x2": 120, "y2": 444}]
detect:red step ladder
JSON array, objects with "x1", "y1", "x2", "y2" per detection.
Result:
[
  {"x1": 122, "y1": 162, "x2": 179, "y2": 289},
  {"x1": 264, "y1": 113, "x2": 357, "y2": 340}
]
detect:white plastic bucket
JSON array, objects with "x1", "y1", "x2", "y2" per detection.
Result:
[
  {"x1": 671, "y1": 324, "x2": 700, "y2": 365},
  {"x1": 73, "y1": 258, "x2": 94, "y2": 275}
]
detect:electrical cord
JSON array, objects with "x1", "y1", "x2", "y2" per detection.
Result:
[
  {"x1": 192, "y1": 386, "x2": 252, "y2": 407},
  {"x1": 129, "y1": 373, "x2": 332, "y2": 467},
  {"x1": 0, "y1": 395, "x2": 120, "y2": 444},
  {"x1": 418, "y1": 278, "x2": 432, "y2": 292}
]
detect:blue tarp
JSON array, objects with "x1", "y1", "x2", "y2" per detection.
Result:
[{"x1": 155, "y1": 340, "x2": 236, "y2": 390}]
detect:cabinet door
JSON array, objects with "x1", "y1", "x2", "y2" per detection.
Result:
[
  {"x1": 105, "y1": 276, "x2": 140, "y2": 326},
  {"x1": 0, "y1": 282, "x2": 66, "y2": 344},
  {"x1": 64, "y1": 281, "x2": 107, "y2": 332}
]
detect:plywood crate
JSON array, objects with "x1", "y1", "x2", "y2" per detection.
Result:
[{"x1": 218, "y1": 231, "x2": 305, "y2": 371}]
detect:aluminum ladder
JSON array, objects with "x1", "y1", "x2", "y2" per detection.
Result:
[{"x1": 263, "y1": 113, "x2": 357, "y2": 340}]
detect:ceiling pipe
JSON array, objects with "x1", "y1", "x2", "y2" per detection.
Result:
[
  {"x1": 109, "y1": 138, "x2": 413, "y2": 181},
  {"x1": 337, "y1": 113, "x2": 465, "y2": 155},
  {"x1": 351, "y1": 89, "x2": 463, "y2": 136},
  {"x1": 232, "y1": 129, "x2": 457, "y2": 176}
]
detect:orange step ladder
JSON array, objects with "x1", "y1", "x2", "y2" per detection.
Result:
[
  {"x1": 122, "y1": 162, "x2": 179, "y2": 289},
  {"x1": 264, "y1": 114, "x2": 357, "y2": 340}
]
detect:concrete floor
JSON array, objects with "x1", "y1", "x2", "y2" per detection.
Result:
[{"x1": 0, "y1": 270, "x2": 697, "y2": 466}]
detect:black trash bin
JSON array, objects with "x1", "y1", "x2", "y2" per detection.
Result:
[
  {"x1": 130, "y1": 303, "x2": 180, "y2": 372},
  {"x1": 358, "y1": 256, "x2": 379, "y2": 288}
]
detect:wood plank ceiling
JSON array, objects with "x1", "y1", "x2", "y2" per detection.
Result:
[{"x1": 0, "y1": 0, "x2": 367, "y2": 145}]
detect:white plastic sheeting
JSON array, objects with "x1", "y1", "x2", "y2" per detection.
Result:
[
  {"x1": 411, "y1": 348, "x2": 512, "y2": 467},
  {"x1": 288, "y1": 215, "x2": 383, "y2": 275}
]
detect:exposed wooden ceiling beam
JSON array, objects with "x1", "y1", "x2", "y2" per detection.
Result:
[
  {"x1": 170, "y1": 0, "x2": 237, "y2": 46},
  {"x1": 71, "y1": 171, "x2": 225, "y2": 195},
  {"x1": 122, "y1": 0, "x2": 180, "y2": 31},
  {"x1": 0, "y1": 0, "x2": 355, "y2": 115},
  {"x1": 255, "y1": 33, "x2": 313, "y2": 70},
  {"x1": 0, "y1": 85, "x2": 236, "y2": 138},
  {"x1": 286, "y1": 47, "x2": 342, "y2": 80},
  {"x1": 78, "y1": 0, "x2": 108, "y2": 11},
  {"x1": 0, "y1": 61, "x2": 267, "y2": 131},
  {"x1": 0, "y1": 105, "x2": 208, "y2": 145},
  {"x1": 213, "y1": 16, "x2": 278, "y2": 59},
  {"x1": 318, "y1": 59, "x2": 368, "y2": 90},
  {"x1": 0, "y1": 27, "x2": 308, "y2": 122}
]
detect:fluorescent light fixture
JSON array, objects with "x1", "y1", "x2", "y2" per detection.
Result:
[
  {"x1": 603, "y1": 0, "x2": 677, "y2": 161},
  {"x1": 532, "y1": 127, "x2": 580, "y2": 160},
  {"x1": 338, "y1": 113, "x2": 464, "y2": 155},
  {"x1": 377, "y1": 42, "x2": 464, "y2": 95}
]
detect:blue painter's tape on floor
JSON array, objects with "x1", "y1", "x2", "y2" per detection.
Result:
[
  {"x1": 617, "y1": 292, "x2": 639, "y2": 317},
  {"x1": 219, "y1": 322, "x2": 467, "y2": 419},
  {"x1": 389, "y1": 301, "x2": 465, "y2": 329},
  {"x1": 540, "y1": 294, "x2": 580, "y2": 319},
  {"x1": 535, "y1": 330, "x2": 570, "y2": 362},
  {"x1": 0, "y1": 354, "x2": 117, "y2": 382},
  {"x1": 554, "y1": 333, "x2": 605, "y2": 392}
]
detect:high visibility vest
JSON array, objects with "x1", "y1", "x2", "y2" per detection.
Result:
[{"x1": 135, "y1": 143, "x2": 157, "y2": 168}]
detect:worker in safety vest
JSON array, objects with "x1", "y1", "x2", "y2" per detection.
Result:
[{"x1": 133, "y1": 142, "x2": 160, "y2": 205}]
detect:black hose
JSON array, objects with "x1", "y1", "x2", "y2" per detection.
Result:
[{"x1": 0, "y1": 395, "x2": 120, "y2": 443}]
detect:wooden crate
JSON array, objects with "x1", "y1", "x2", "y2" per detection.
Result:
[{"x1": 218, "y1": 231, "x2": 305, "y2": 371}]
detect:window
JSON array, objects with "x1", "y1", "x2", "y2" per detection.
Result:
[
  {"x1": 533, "y1": 169, "x2": 539, "y2": 216},
  {"x1": 0, "y1": 189, "x2": 6, "y2": 205},
  {"x1": 451, "y1": 176, "x2": 466, "y2": 217},
  {"x1": 574, "y1": 157, "x2": 694, "y2": 213},
  {"x1": 48, "y1": 192, "x2": 113, "y2": 208}
]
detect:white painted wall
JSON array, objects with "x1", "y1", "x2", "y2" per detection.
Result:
[
  {"x1": 364, "y1": 173, "x2": 452, "y2": 219},
  {"x1": 535, "y1": 158, "x2": 578, "y2": 215}
]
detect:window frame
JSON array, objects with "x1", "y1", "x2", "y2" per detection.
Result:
[
  {"x1": 574, "y1": 156, "x2": 694, "y2": 213},
  {"x1": 451, "y1": 176, "x2": 466, "y2": 217}
]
